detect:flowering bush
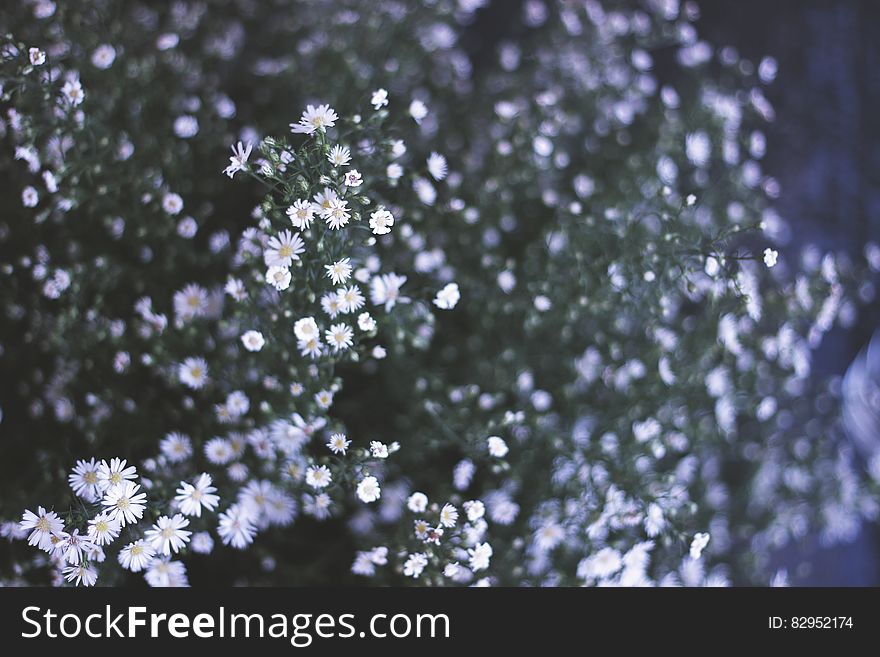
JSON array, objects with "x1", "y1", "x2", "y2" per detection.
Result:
[{"x1": 1, "y1": 0, "x2": 878, "y2": 587}]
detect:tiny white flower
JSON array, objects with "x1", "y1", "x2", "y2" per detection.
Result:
[
  {"x1": 356, "y1": 476, "x2": 381, "y2": 503},
  {"x1": 118, "y1": 539, "x2": 155, "y2": 572},
  {"x1": 763, "y1": 248, "x2": 778, "y2": 268},
  {"x1": 369, "y1": 208, "x2": 394, "y2": 235},
  {"x1": 101, "y1": 481, "x2": 147, "y2": 525},
  {"x1": 433, "y1": 282, "x2": 460, "y2": 310},
  {"x1": 427, "y1": 152, "x2": 448, "y2": 181},
  {"x1": 293, "y1": 317, "x2": 320, "y2": 341},
  {"x1": 343, "y1": 169, "x2": 363, "y2": 187},
  {"x1": 328, "y1": 144, "x2": 352, "y2": 167},
  {"x1": 439, "y1": 503, "x2": 459, "y2": 528},
  {"x1": 290, "y1": 104, "x2": 338, "y2": 134},
  {"x1": 468, "y1": 542, "x2": 493, "y2": 571},
  {"x1": 87, "y1": 512, "x2": 121, "y2": 546},
  {"x1": 265, "y1": 266, "x2": 292, "y2": 291},
  {"x1": 325, "y1": 323, "x2": 354, "y2": 352},
  {"x1": 241, "y1": 330, "x2": 265, "y2": 352},
  {"x1": 264, "y1": 230, "x2": 305, "y2": 268},
  {"x1": 144, "y1": 514, "x2": 191, "y2": 555},
  {"x1": 315, "y1": 389, "x2": 334, "y2": 409},
  {"x1": 463, "y1": 500, "x2": 485, "y2": 522},
  {"x1": 409, "y1": 99, "x2": 428, "y2": 124},
  {"x1": 690, "y1": 532, "x2": 711, "y2": 559},
  {"x1": 327, "y1": 433, "x2": 350, "y2": 455},
  {"x1": 175, "y1": 473, "x2": 220, "y2": 517},
  {"x1": 370, "y1": 441, "x2": 389, "y2": 459},
  {"x1": 407, "y1": 492, "x2": 428, "y2": 513},
  {"x1": 403, "y1": 552, "x2": 428, "y2": 578},
  {"x1": 371, "y1": 88, "x2": 389, "y2": 110},
  {"x1": 61, "y1": 78, "x2": 84, "y2": 106},
  {"x1": 325, "y1": 258, "x2": 353, "y2": 285},
  {"x1": 162, "y1": 192, "x2": 183, "y2": 215},
  {"x1": 178, "y1": 357, "x2": 208, "y2": 389},
  {"x1": 487, "y1": 436, "x2": 509, "y2": 458},
  {"x1": 223, "y1": 141, "x2": 252, "y2": 177},
  {"x1": 29, "y1": 47, "x2": 46, "y2": 66},
  {"x1": 357, "y1": 312, "x2": 376, "y2": 331},
  {"x1": 306, "y1": 465, "x2": 332, "y2": 489},
  {"x1": 286, "y1": 199, "x2": 316, "y2": 230},
  {"x1": 91, "y1": 44, "x2": 117, "y2": 69}
]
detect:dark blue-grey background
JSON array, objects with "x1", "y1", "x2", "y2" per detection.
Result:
[{"x1": 699, "y1": 0, "x2": 880, "y2": 585}]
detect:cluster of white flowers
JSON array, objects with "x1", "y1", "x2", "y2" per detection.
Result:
[{"x1": 3, "y1": 0, "x2": 878, "y2": 589}]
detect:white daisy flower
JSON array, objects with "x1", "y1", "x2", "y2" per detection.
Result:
[
  {"x1": 145, "y1": 558, "x2": 189, "y2": 587},
  {"x1": 356, "y1": 476, "x2": 381, "y2": 503},
  {"x1": 313, "y1": 187, "x2": 338, "y2": 215},
  {"x1": 61, "y1": 78, "x2": 84, "y2": 106},
  {"x1": 178, "y1": 357, "x2": 209, "y2": 389},
  {"x1": 427, "y1": 152, "x2": 448, "y2": 180},
  {"x1": 217, "y1": 504, "x2": 256, "y2": 549},
  {"x1": 160, "y1": 432, "x2": 192, "y2": 462},
  {"x1": 323, "y1": 198, "x2": 351, "y2": 230},
  {"x1": 325, "y1": 258, "x2": 353, "y2": 285},
  {"x1": 369, "y1": 208, "x2": 394, "y2": 235},
  {"x1": 327, "y1": 433, "x2": 350, "y2": 454},
  {"x1": 286, "y1": 199, "x2": 316, "y2": 230},
  {"x1": 293, "y1": 316, "x2": 320, "y2": 341},
  {"x1": 314, "y1": 389, "x2": 334, "y2": 409},
  {"x1": 264, "y1": 230, "x2": 305, "y2": 268},
  {"x1": 487, "y1": 436, "x2": 509, "y2": 458},
  {"x1": 265, "y1": 265, "x2": 292, "y2": 291},
  {"x1": 306, "y1": 465, "x2": 332, "y2": 489},
  {"x1": 464, "y1": 500, "x2": 485, "y2": 521},
  {"x1": 241, "y1": 330, "x2": 265, "y2": 352},
  {"x1": 87, "y1": 512, "x2": 121, "y2": 546},
  {"x1": 97, "y1": 457, "x2": 137, "y2": 493},
  {"x1": 433, "y1": 282, "x2": 460, "y2": 309},
  {"x1": 408, "y1": 99, "x2": 428, "y2": 124},
  {"x1": 328, "y1": 144, "x2": 352, "y2": 167},
  {"x1": 63, "y1": 563, "x2": 97, "y2": 587},
  {"x1": 173, "y1": 283, "x2": 209, "y2": 321},
  {"x1": 357, "y1": 312, "x2": 376, "y2": 331},
  {"x1": 22, "y1": 186, "x2": 39, "y2": 207},
  {"x1": 403, "y1": 552, "x2": 428, "y2": 578},
  {"x1": 321, "y1": 292, "x2": 342, "y2": 318},
  {"x1": 407, "y1": 492, "x2": 428, "y2": 513},
  {"x1": 370, "y1": 273, "x2": 407, "y2": 311},
  {"x1": 204, "y1": 437, "x2": 234, "y2": 465},
  {"x1": 68, "y1": 458, "x2": 101, "y2": 501},
  {"x1": 439, "y1": 503, "x2": 459, "y2": 528},
  {"x1": 468, "y1": 542, "x2": 493, "y2": 571},
  {"x1": 337, "y1": 285, "x2": 365, "y2": 314},
  {"x1": 145, "y1": 514, "x2": 191, "y2": 556},
  {"x1": 101, "y1": 480, "x2": 147, "y2": 525},
  {"x1": 290, "y1": 104, "x2": 338, "y2": 134},
  {"x1": 371, "y1": 88, "x2": 389, "y2": 110},
  {"x1": 118, "y1": 539, "x2": 156, "y2": 572},
  {"x1": 175, "y1": 473, "x2": 220, "y2": 517},
  {"x1": 161, "y1": 192, "x2": 183, "y2": 215},
  {"x1": 91, "y1": 44, "x2": 116, "y2": 69},
  {"x1": 298, "y1": 336, "x2": 324, "y2": 359},
  {"x1": 325, "y1": 323, "x2": 354, "y2": 352},
  {"x1": 56, "y1": 529, "x2": 94, "y2": 565},
  {"x1": 20, "y1": 507, "x2": 64, "y2": 551},
  {"x1": 190, "y1": 532, "x2": 214, "y2": 554},
  {"x1": 223, "y1": 141, "x2": 252, "y2": 178}
]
